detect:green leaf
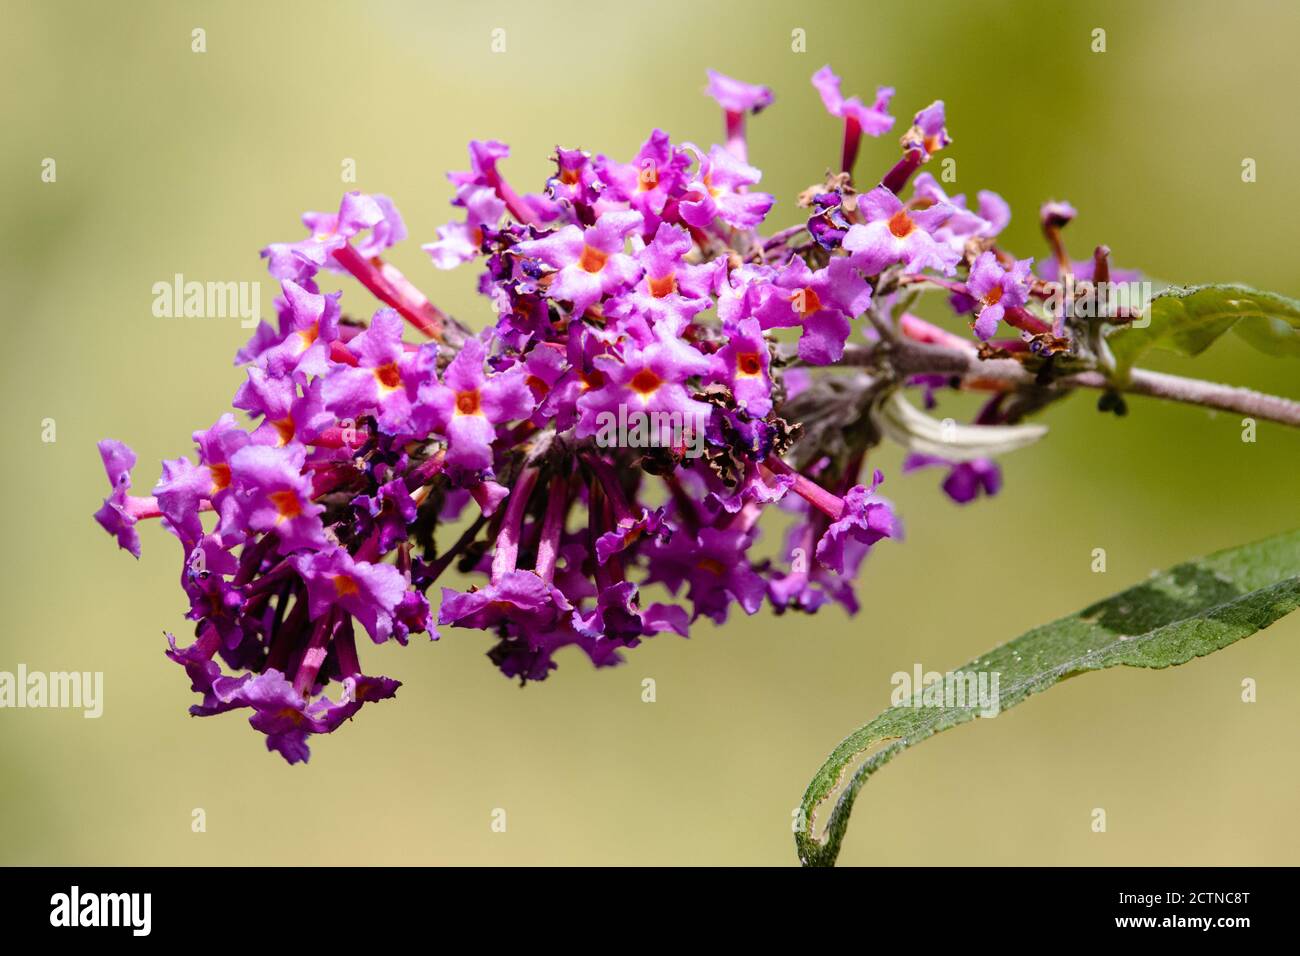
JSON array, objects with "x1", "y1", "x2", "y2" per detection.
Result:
[
  {"x1": 1233, "y1": 316, "x2": 1300, "y2": 358},
  {"x1": 1107, "y1": 283, "x2": 1300, "y2": 376},
  {"x1": 795, "y1": 529, "x2": 1300, "y2": 867}
]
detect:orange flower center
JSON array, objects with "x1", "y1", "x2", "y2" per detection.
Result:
[
  {"x1": 332, "y1": 574, "x2": 360, "y2": 597},
  {"x1": 697, "y1": 557, "x2": 726, "y2": 576},
  {"x1": 269, "y1": 489, "x2": 302, "y2": 521},
  {"x1": 983, "y1": 285, "x2": 1004, "y2": 307},
  {"x1": 629, "y1": 368, "x2": 662, "y2": 397},
  {"x1": 647, "y1": 273, "x2": 677, "y2": 298},
  {"x1": 888, "y1": 210, "x2": 915, "y2": 238},
  {"x1": 796, "y1": 286, "x2": 822, "y2": 318},
  {"x1": 271, "y1": 416, "x2": 295, "y2": 446},
  {"x1": 374, "y1": 362, "x2": 402, "y2": 391},
  {"x1": 209, "y1": 462, "x2": 231, "y2": 492},
  {"x1": 578, "y1": 245, "x2": 609, "y2": 274},
  {"x1": 736, "y1": 351, "x2": 762, "y2": 377},
  {"x1": 580, "y1": 369, "x2": 606, "y2": 391},
  {"x1": 296, "y1": 323, "x2": 319, "y2": 351},
  {"x1": 559, "y1": 167, "x2": 580, "y2": 185},
  {"x1": 455, "y1": 390, "x2": 482, "y2": 416}
]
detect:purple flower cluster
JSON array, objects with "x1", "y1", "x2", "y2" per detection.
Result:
[{"x1": 95, "y1": 65, "x2": 1110, "y2": 761}]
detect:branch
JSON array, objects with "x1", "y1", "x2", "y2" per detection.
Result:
[{"x1": 837, "y1": 341, "x2": 1300, "y2": 428}]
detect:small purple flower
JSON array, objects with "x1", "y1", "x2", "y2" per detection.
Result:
[
  {"x1": 93, "y1": 439, "x2": 143, "y2": 558},
  {"x1": 423, "y1": 183, "x2": 505, "y2": 269},
  {"x1": 903, "y1": 454, "x2": 1002, "y2": 504},
  {"x1": 680, "y1": 145, "x2": 775, "y2": 230},
  {"x1": 296, "y1": 546, "x2": 409, "y2": 642},
  {"x1": 228, "y1": 443, "x2": 327, "y2": 554},
  {"x1": 606, "y1": 222, "x2": 717, "y2": 336},
  {"x1": 965, "y1": 251, "x2": 1033, "y2": 340},
  {"x1": 575, "y1": 327, "x2": 713, "y2": 441},
  {"x1": 905, "y1": 101, "x2": 951, "y2": 159},
  {"x1": 418, "y1": 337, "x2": 534, "y2": 473},
  {"x1": 842, "y1": 186, "x2": 960, "y2": 276},
  {"x1": 439, "y1": 569, "x2": 573, "y2": 632},
  {"x1": 322, "y1": 308, "x2": 434, "y2": 435},
  {"x1": 705, "y1": 70, "x2": 774, "y2": 164},
  {"x1": 595, "y1": 129, "x2": 691, "y2": 228},
  {"x1": 710, "y1": 317, "x2": 774, "y2": 416},
  {"x1": 705, "y1": 69, "x2": 774, "y2": 115},
  {"x1": 815, "y1": 472, "x2": 900, "y2": 574},
  {"x1": 646, "y1": 526, "x2": 766, "y2": 624},
  {"x1": 262, "y1": 191, "x2": 405, "y2": 285},
  {"x1": 756, "y1": 256, "x2": 872, "y2": 365},
  {"x1": 546, "y1": 146, "x2": 603, "y2": 210},
  {"x1": 256, "y1": 281, "x2": 341, "y2": 380},
  {"x1": 911, "y1": 173, "x2": 1010, "y2": 253},
  {"x1": 512, "y1": 209, "x2": 644, "y2": 316},
  {"x1": 234, "y1": 370, "x2": 332, "y2": 449},
  {"x1": 811, "y1": 65, "x2": 895, "y2": 136}
]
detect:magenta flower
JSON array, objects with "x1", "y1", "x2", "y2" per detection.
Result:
[
  {"x1": 262, "y1": 191, "x2": 405, "y2": 286},
  {"x1": 228, "y1": 444, "x2": 327, "y2": 554},
  {"x1": 756, "y1": 256, "x2": 872, "y2": 364},
  {"x1": 418, "y1": 336, "x2": 533, "y2": 473},
  {"x1": 646, "y1": 526, "x2": 766, "y2": 624},
  {"x1": 296, "y1": 546, "x2": 409, "y2": 643},
  {"x1": 903, "y1": 454, "x2": 1002, "y2": 504},
  {"x1": 90, "y1": 61, "x2": 1154, "y2": 765},
  {"x1": 710, "y1": 317, "x2": 774, "y2": 416},
  {"x1": 815, "y1": 473, "x2": 901, "y2": 574},
  {"x1": 679, "y1": 145, "x2": 775, "y2": 231},
  {"x1": 905, "y1": 101, "x2": 951, "y2": 159},
  {"x1": 965, "y1": 251, "x2": 1034, "y2": 340},
  {"x1": 93, "y1": 439, "x2": 145, "y2": 558},
  {"x1": 575, "y1": 327, "x2": 713, "y2": 441},
  {"x1": 911, "y1": 173, "x2": 1011, "y2": 254},
  {"x1": 705, "y1": 69, "x2": 774, "y2": 115},
  {"x1": 439, "y1": 570, "x2": 573, "y2": 633},
  {"x1": 322, "y1": 308, "x2": 435, "y2": 434},
  {"x1": 843, "y1": 186, "x2": 960, "y2": 276},
  {"x1": 256, "y1": 280, "x2": 341, "y2": 380},
  {"x1": 512, "y1": 209, "x2": 644, "y2": 316},
  {"x1": 705, "y1": 69, "x2": 774, "y2": 162},
  {"x1": 595, "y1": 129, "x2": 691, "y2": 229},
  {"x1": 811, "y1": 65, "x2": 894, "y2": 175},
  {"x1": 606, "y1": 222, "x2": 718, "y2": 335},
  {"x1": 423, "y1": 183, "x2": 505, "y2": 269}
]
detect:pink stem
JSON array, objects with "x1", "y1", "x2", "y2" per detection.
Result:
[
  {"x1": 332, "y1": 616, "x2": 361, "y2": 678},
  {"x1": 763, "y1": 456, "x2": 845, "y2": 520},
  {"x1": 292, "y1": 609, "x2": 336, "y2": 697},
  {"x1": 724, "y1": 110, "x2": 748, "y2": 163},
  {"x1": 881, "y1": 147, "x2": 925, "y2": 195},
  {"x1": 331, "y1": 244, "x2": 446, "y2": 339},
  {"x1": 490, "y1": 466, "x2": 539, "y2": 581},
  {"x1": 484, "y1": 163, "x2": 538, "y2": 226},
  {"x1": 533, "y1": 476, "x2": 570, "y2": 585},
  {"x1": 840, "y1": 116, "x2": 862, "y2": 178}
]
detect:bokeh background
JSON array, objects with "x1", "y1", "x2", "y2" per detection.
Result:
[{"x1": 2, "y1": 0, "x2": 1298, "y2": 866}]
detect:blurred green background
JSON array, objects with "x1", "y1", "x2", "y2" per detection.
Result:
[{"x1": 2, "y1": 0, "x2": 1298, "y2": 866}]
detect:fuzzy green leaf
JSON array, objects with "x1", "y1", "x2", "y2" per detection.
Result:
[
  {"x1": 796, "y1": 529, "x2": 1300, "y2": 867},
  {"x1": 1107, "y1": 283, "x2": 1300, "y2": 375}
]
